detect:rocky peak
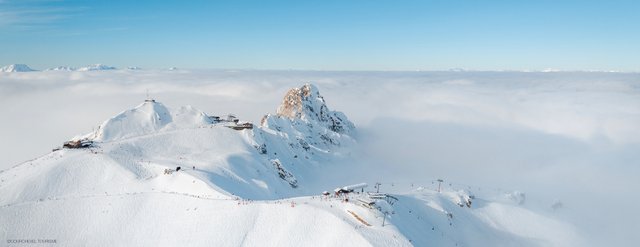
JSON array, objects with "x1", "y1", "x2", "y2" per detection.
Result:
[
  {"x1": 277, "y1": 84, "x2": 322, "y2": 119},
  {"x1": 275, "y1": 83, "x2": 354, "y2": 134}
]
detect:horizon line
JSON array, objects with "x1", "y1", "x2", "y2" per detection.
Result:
[{"x1": 2, "y1": 63, "x2": 638, "y2": 74}]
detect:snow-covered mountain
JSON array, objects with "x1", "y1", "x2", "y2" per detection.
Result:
[
  {"x1": 0, "y1": 64, "x2": 36, "y2": 72},
  {"x1": 77, "y1": 64, "x2": 117, "y2": 71},
  {"x1": 45, "y1": 66, "x2": 77, "y2": 71},
  {"x1": 44, "y1": 64, "x2": 117, "y2": 72},
  {"x1": 0, "y1": 84, "x2": 582, "y2": 246}
]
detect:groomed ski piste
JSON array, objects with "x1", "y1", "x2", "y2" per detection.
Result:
[{"x1": 0, "y1": 84, "x2": 582, "y2": 246}]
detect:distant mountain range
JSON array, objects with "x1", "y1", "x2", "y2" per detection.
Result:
[
  {"x1": 0, "y1": 64, "x2": 140, "y2": 72},
  {"x1": 0, "y1": 64, "x2": 36, "y2": 72}
]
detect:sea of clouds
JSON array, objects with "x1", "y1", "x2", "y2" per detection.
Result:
[{"x1": 1, "y1": 69, "x2": 638, "y2": 246}]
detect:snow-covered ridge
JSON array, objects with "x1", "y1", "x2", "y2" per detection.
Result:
[
  {"x1": 0, "y1": 64, "x2": 36, "y2": 72},
  {"x1": 77, "y1": 64, "x2": 117, "y2": 71},
  {"x1": 90, "y1": 100, "x2": 212, "y2": 142},
  {"x1": 59, "y1": 84, "x2": 357, "y2": 194},
  {"x1": 45, "y1": 64, "x2": 117, "y2": 71},
  {"x1": 81, "y1": 84, "x2": 356, "y2": 154},
  {"x1": 45, "y1": 66, "x2": 76, "y2": 71}
]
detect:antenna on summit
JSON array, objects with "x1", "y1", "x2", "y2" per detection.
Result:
[{"x1": 145, "y1": 89, "x2": 155, "y2": 103}]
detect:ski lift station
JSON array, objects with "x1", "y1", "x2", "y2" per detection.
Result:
[
  {"x1": 334, "y1": 183, "x2": 368, "y2": 195},
  {"x1": 328, "y1": 183, "x2": 399, "y2": 211}
]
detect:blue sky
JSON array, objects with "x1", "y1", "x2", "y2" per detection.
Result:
[{"x1": 0, "y1": 0, "x2": 638, "y2": 71}]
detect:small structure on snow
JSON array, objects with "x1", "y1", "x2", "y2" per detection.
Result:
[
  {"x1": 227, "y1": 122, "x2": 253, "y2": 130},
  {"x1": 225, "y1": 114, "x2": 239, "y2": 123},
  {"x1": 334, "y1": 183, "x2": 368, "y2": 195},
  {"x1": 357, "y1": 198, "x2": 376, "y2": 209},
  {"x1": 367, "y1": 192, "x2": 398, "y2": 205},
  {"x1": 209, "y1": 113, "x2": 254, "y2": 130},
  {"x1": 164, "y1": 167, "x2": 182, "y2": 175},
  {"x1": 63, "y1": 139, "x2": 93, "y2": 149}
]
